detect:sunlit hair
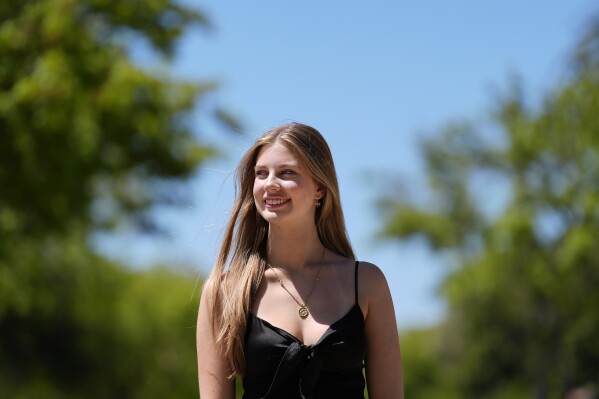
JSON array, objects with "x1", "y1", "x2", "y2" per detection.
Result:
[{"x1": 206, "y1": 122, "x2": 355, "y2": 376}]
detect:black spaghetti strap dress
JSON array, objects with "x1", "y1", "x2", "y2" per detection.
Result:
[{"x1": 243, "y1": 261, "x2": 366, "y2": 399}]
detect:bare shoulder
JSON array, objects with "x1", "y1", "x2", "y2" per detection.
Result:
[
  {"x1": 200, "y1": 271, "x2": 228, "y2": 301},
  {"x1": 199, "y1": 274, "x2": 217, "y2": 305},
  {"x1": 358, "y1": 261, "x2": 389, "y2": 293},
  {"x1": 356, "y1": 261, "x2": 392, "y2": 318},
  {"x1": 198, "y1": 273, "x2": 226, "y2": 321}
]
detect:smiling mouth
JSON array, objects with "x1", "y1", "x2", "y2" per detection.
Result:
[{"x1": 265, "y1": 198, "x2": 290, "y2": 206}]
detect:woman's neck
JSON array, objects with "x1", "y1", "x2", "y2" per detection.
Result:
[{"x1": 266, "y1": 223, "x2": 324, "y2": 273}]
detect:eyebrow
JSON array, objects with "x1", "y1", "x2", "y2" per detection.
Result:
[{"x1": 254, "y1": 163, "x2": 301, "y2": 170}]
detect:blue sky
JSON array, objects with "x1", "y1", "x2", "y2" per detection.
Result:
[{"x1": 96, "y1": 1, "x2": 597, "y2": 329}]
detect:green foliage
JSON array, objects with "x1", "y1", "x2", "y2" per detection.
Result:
[
  {"x1": 0, "y1": 0, "x2": 213, "y2": 238},
  {"x1": 0, "y1": 0, "x2": 222, "y2": 397},
  {"x1": 382, "y1": 14, "x2": 599, "y2": 399},
  {"x1": 0, "y1": 233, "x2": 200, "y2": 398},
  {"x1": 399, "y1": 327, "x2": 460, "y2": 399}
]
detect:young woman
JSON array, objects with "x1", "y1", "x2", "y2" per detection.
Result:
[{"x1": 197, "y1": 123, "x2": 403, "y2": 399}]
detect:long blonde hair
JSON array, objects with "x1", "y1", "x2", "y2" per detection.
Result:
[{"x1": 207, "y1": 122, "x2": 355, "y2": 376}]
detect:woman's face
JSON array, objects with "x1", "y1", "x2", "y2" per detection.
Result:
[{"x1": 253, "y1": 142, "x2": 322, "y2": 225}]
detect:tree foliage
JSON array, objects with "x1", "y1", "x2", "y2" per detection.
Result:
[
  {"x1": 0, "y1": 234, "x2": 199, "y2": 398},
  {"x1": 0, "y1": 0, "x2": 219, "y2": 397},
  {"x1": 382, "y1": 14, "x2": 599, "y2": 399},
  {"x1": 0, "y1": 0, "x2": 213, "y2": 238}
]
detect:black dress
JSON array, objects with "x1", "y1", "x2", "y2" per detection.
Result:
[{"x1": 243, "y1": 261, "x2": 366, "y2": 399}]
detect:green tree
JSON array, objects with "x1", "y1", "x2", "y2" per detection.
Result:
[
  {"x1": 381, "y1": 15, "x2": 599, "y2": 399},
  {"x1": 399, "y1": 327, "x2": 461, "y2": 399},
  {"x1": 0, "y1": 0, "x2": 214, "y2": 238},
  {"x1": 0, "y1": 0, "x2": 226, "y2": 397},
  {"x1": 1, "y1": 235, "x2": 200, "y2": 398}
]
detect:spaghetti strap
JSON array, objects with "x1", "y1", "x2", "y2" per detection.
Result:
[{"x1": 354, "y1": 260, "x2": 359, "y2": 304}]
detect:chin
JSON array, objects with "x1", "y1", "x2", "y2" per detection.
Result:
[{"x1": 260, "y1": 211, "x2": 288, "y2": 223}]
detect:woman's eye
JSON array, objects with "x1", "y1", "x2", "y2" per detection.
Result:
[
  {"x1": 281, "y1": 169, "x2": 294, "y2": 175},
  {"x1": 255, "y1": 170, "x2": 267, "y2": 177}
]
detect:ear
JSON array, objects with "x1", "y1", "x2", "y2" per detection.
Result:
[{"x1": 315, "y1": 186, "x2": 325, "y2": 200}]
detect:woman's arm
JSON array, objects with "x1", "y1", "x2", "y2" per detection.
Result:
[
  {"x1": 362, "y1": 263, "x2": 404, "y2": 399},
  {"x1": 196, "y1": 278, "x2": 236, "y2": 399}
]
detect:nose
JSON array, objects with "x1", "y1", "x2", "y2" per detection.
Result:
[{"x1": 265, "y1": 173, "x2": 280, "y2": 191}]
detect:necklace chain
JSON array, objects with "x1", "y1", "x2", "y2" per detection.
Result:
[{"x1": 268, "y1": 247, "x2": 326, "y2": 319}]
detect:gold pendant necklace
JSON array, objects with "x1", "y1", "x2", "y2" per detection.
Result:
[{"x1": 269, "y1": 247, "x2": 325, "y2": 319}]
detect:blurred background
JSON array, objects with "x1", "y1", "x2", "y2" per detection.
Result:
[{"x1": 2, "y1": 1, "x2": 599, "y2": 398}]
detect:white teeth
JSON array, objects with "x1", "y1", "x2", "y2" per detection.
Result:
[{"x1": 266, "y1": 199, "x2": 289, "y2": 205}]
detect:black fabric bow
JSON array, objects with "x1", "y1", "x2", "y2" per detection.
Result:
[{"x1": 261, "y1": 342, "x2": 324, "y2": 399}]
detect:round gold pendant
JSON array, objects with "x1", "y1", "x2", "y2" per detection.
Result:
[{"x1": 298, "y1": 306, "x2": 309, "y2": 318}]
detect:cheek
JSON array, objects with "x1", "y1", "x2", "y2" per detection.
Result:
[
  {"x1": 282, "y1": 180, "x2": 300, "y2": 190},
  {"x1": 252, "y1": 179, "x2": 262, "y2": 199}
]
